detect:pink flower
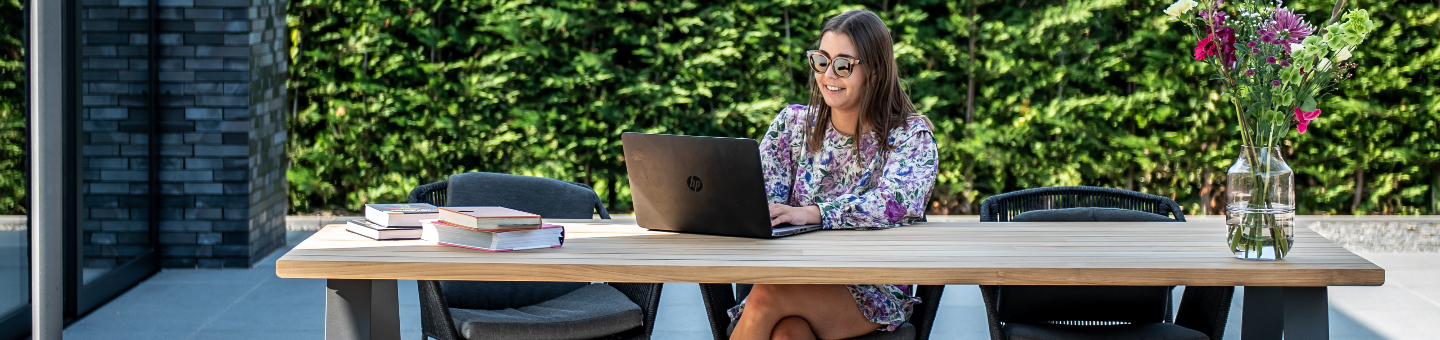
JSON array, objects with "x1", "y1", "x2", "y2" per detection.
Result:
[
  {"x1": 1194, "y1": 26, "x2": 1236, "y2": 64},
  {"x1": 1194, "y1": 34, "x2": 1216, "y2": 61},
  {"x1": 1294, "y1": 107, "x2": 1322, "y2": 133}
]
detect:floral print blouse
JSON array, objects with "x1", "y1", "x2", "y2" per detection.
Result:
[{"x1": 759, "y1": 104, "x2": 938, "y2": 229}]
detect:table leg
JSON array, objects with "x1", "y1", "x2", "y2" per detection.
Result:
[
  {"x1": 1241, "y1": 286, "x2": 1329, "y2": 340},
  {"x1": 325, "y1": 279, "x2": 400, "y2": 340},
  {"x1": 1282, "y1": 287, "x2": 1329, "y2": 340}
]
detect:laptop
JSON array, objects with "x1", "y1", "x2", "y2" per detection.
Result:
[{"x1": 621, "y1": 133, "x2": 823, "y2": 238}]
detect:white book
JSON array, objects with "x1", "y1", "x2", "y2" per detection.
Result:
[
  {"x1": 346, "y1": 219, "x2": 421, "y2": 240},
  {"x1": 364, "y1": 203, "x2": 439, "y2": 227}
]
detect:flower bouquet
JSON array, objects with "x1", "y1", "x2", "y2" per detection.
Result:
[{"x1": 1164, "y1": 0, "x2": 1377, "y2": 260}]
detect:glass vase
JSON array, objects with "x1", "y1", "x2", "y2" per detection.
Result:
[{"x1": 1226, "y1": 146, "x2": 1295, "y2": 260}]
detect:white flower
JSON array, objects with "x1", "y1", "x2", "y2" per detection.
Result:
[
  {"x1": 1165, "y1": 0, "x2": 1199, "y2": 19},
  {"x1": 1335, "y1": 46, "x2": 1353, "y2": 61},
  {"x1": 1316, "y1": 58, "x2": 1333, "y2": 72},
  {"x1": 1290, "y1": 43, "x2": 1305, "y2": 53}
]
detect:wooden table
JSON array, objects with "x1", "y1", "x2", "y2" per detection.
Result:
[{"x1": 277, "y1": 220, "x2": 1385, "y2": 340}]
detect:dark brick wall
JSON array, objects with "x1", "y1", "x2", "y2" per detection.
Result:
[{"x1": 81, "y1": 0, "x2": 287, "y2": 269}]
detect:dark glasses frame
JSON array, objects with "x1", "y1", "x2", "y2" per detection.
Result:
[{"x1": 805, "y1": 50, "x2": 863, "y2": 78}]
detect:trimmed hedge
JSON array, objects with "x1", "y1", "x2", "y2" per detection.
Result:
[
  {"x1": 0, "y1": 0, "x2": 1435, "y2": 215},
  {"x1": 284, "y1": 0, "x2": 1438, "y2": 215}
]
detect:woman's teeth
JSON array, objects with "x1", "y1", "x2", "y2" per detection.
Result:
[{"x1": 825, "y1": 85, "x2": 842, "y2": 91}]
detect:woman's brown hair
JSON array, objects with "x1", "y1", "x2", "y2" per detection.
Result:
[{"x1": 804, "y1": 10, "x2": 929, "y2": 155}]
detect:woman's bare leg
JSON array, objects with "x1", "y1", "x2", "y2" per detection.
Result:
[
  {"x1": 730, "y1": 284, "x2": 882, "y2": 340},
  {"x1": 771, "y1": 316, "x2": 816, "y2": 340}
]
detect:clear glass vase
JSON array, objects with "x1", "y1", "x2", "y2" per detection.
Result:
[{"x1": 1226, "y1": 146, "x2": 1295, "y2": 260}]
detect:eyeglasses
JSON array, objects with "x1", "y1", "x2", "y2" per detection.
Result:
[{"x1": 806, "y1": 50, "x2": 862, "y2": 78}]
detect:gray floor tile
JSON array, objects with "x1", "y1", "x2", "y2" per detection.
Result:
[
  {"x1": 232, "y1": 278, "x2": 325, "y2": 307},
  {"x1": 925, "y1": 332, "x2": 990, "y2": 340},
  {"x1": 186, "y1": 330, "x2": 325, "y2": 340},
  {"x1": 150, "y1": 268, "x2": 277, "y2": 284},
  {"x1": 650, "y1": 330, "x2": 716, "y2": 340},
  {"x1": 107, "y1": 282, "x2": 257, "y2": 307},
  {"x1": 200, "y1": 303, "x2": 325, "y2": 331},
  {"x1": 939, "y1": 285, "x2": 984, "y2": 307},
  {"x1": 62, "y1": 329, "x2": 194, "y2": 340},
  {"x1": 660, "y1": 283, "x2": 705, "y2": 307},
  {"x1": 67, "y1": 304, "x2": 221, "y2": 332},
  {"x1": 654, "y1": 283, "x2": 711, "y2": 332},
  {"x1": 1388, "y1": 271, "x2": 1440, "y2": 288},
  {"x1": 399, "y1": 279, "x2": 422, "y2": 307},
  {"x1": 1331, "y1": 285, "x2": 1440, "y2": 311}
]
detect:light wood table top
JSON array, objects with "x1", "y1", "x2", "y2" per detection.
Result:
[{"x1": 276, "y1": 220, "x2": 1384, "y2": 287}]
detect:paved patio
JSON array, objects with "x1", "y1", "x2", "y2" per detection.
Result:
[{"x1": 51, "y1": 217, "x2": 1440, "y2": 340}]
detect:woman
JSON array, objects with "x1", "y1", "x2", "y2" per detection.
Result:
[{"x1": 729, "y1": 9, "x2": 938, "y2": 340}]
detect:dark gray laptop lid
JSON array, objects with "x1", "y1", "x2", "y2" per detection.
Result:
[{"x1": 621, "y1": 133, "x2": 776, "y2": 238}]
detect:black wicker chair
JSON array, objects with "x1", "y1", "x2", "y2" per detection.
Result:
[
  {"x1": 410, "y1": 172, "x2": 658, "y2": 340},
  {"x1": 980, "y1": 186, "x2": 1186, "y2": 222},
  {"x1": 978, "y1": 186, "x2": 1233, "y2": 340},
  {"x1": 698, "y1": 284, "x2": 945, "y2": 340}
]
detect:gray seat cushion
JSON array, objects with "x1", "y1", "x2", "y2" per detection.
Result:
[
  {"x1": 1004, "y1": 322, "x2": 1208, "y2": 340},
  {"x1": 1010, "y1": 207, "x2": 1174, "y2": 222},
  {"x1": 449, "y1": 283, "x2": 642, "y2": 340},
  {"x1": 727, "y1": 320, "x2": 915, "y2": 340}
]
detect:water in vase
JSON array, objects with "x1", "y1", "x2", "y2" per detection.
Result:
[{"x1": 1226, "y1": 204, "x2": 1295, "y2": 260}]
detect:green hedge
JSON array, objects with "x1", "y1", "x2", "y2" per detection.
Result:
[
  {"x1": 0, "y1": 0, "x2": 1435, "y2": 216},
  {"x1": 284, "y1": 0, "x2": 1439, "y2": 215}
]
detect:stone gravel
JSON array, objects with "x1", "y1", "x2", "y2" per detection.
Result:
[{"x1": 1307, "y1": 220, "x2": 1440, "y2": 253}]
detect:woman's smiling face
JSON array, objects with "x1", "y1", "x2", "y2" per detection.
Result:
[{"x1": 815, "y1": 31, "x2": 866, "y2": 115}]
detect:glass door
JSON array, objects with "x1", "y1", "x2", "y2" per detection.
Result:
[{"x1": 72, "y1": 0, "x2": 159, "y2": 316}]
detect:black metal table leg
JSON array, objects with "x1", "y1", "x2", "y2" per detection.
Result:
[
  {"x1": 1242, "y1": 286, "x2": 1329, "y2": 340},
  {"x1": 326, "y1": 279, "x2": 401, "y2": 340},
  {"x1": 1283, "y1": 287, "x2": 1329, "y2": 339}
]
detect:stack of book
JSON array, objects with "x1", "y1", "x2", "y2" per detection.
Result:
[
  {"x1": 420, "y1": 206, "x2": 564, "y2": 252},
  {"x1": 346, "y1": 203, "x2": 440, "y2": 240}
]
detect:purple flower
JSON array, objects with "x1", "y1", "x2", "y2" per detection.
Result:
[
  {"x1": 1247, "y1": 41, "x2": 1258, "y2": 48},
  {"x1": 1266, "y1": 56, "x2": 1277, "y2": 64},
  {"x1": 787, "y1": 104, "x2": 807, "y2": 111},
  {"x1": 1250, "y1": 48, "x2": 1260, "y2": 54},
  {"x1": 1265, "y1": 7, "x2": 1315, "y2": 53},
  {"x1": 1271, "y1": 80, "x2": 1282, "y2": 86},
  {"x1": 1216, "y1": 27, "x2": 1237, "y2": 65},
  {"x1": 1245, "y1": 69, "x2": 1256, "y2": 76},
  {"x1": 1199, "y1": 9, "x2": 1227, "y2": 26},
  {"x1": 884, "y1": 200, "x2": 907, "y2": 224},
  {"x1": 1279, "y1": 60, "x2": 1291, "y2": 67}
]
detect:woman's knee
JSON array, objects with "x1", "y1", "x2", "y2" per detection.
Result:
[
  {"x1": 743, "y1": 284, "x2": 789, "y2": 315},
  {"x1": 771, "y1": 316, "x2": 815, "y2": 340}
]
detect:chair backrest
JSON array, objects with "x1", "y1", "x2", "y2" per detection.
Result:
[
  {"x1": 996, "y1": 286, "x2": 1171, "y2": 325},
  {"x1": 980, "y1": 186, "x2": 1185, "y2": 222},
  {"x1": 447, "y1": 172, "x2": 608, "y2": 219},
  {"x1": 982, "y1": 186, "x2": 1181, "y2": 325},
  {"x1": 431, "y1": 172, "x2": 610, "y2": 310}
]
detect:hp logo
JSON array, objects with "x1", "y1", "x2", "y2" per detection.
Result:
[{"x1": 686, "y1": 176, "x2": 703, "y2": 192}]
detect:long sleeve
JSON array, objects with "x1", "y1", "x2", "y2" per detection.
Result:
[
  {"x1": 758, "y1": 105, "x2": 806, "y2": 205},
  {"x1": 815, "y1": 120, "x2": 938, "y2": 230}
]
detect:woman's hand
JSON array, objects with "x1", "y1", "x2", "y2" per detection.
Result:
[{"x1": 768, "y1": 204, "x2": 822, "y2": 227}]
